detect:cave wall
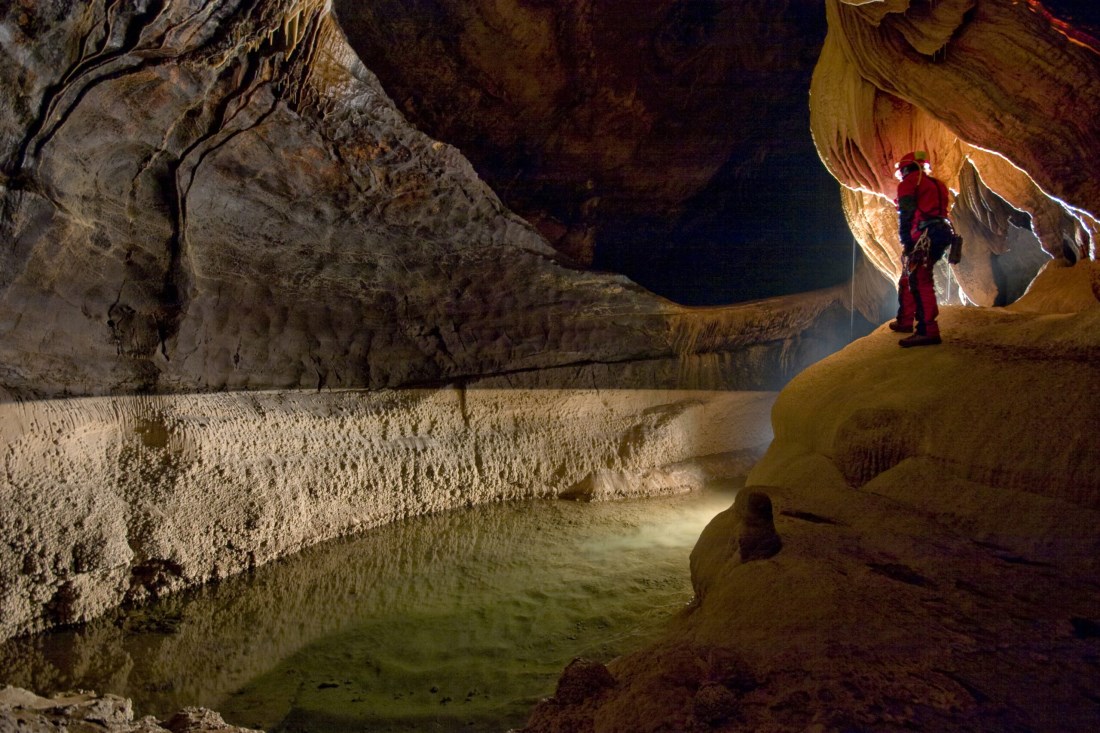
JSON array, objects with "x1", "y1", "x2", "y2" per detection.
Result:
[
  {"x1": 0, "y1": 0, "x2": 877, "y2": 400},
  {"x1": 810, "y1": 0, "x2": 1100, "y2": 306},
  {"x1": 0, "y1": 386, "x2": 777, "y2": 641},
  {"x1": 1, "y1": 0, "x2": 655, "y2": 398},
  {"x1": 0, "y1": 0, "x2": 890, "y2": 641}
]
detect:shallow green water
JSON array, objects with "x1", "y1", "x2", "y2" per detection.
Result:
[{"x1": 1, "y1": 488, "x2": 738, "y2": 732}]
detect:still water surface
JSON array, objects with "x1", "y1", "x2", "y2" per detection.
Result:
[{"x1": 1, "y1": 489, "x2": 738, "y2": 732}]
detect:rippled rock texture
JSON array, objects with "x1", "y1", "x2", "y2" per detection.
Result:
[
  {"x1": 811, "y1": 0, "x2": 1100, "y2": 308},
  {"x1": 0, "y1": 0, "x2": 876, "y2": 399},
  {"x1": 0, "y1": 386, "x2": 776, "y2": 641}
]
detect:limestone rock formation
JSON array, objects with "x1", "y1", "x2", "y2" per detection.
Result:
[
  {"x1": 0, "y1": 0, "x2": 601, "y2": 396},
  {"x1": 689, "y1": 489, "x2": 782, "y2": 603},
  {"x1": 810, "y1": 0, "x2": 1100, "y2": 306},
  {"x1": 751, "y1": 260, "x2": 1100, "y2": 504},
  {"x1": 519, "y1": 263, "x2": 1100, "y2": 733},
  {"x1": 0, "y1": 386, "x2": 778, "y2": 642},
  {"x1": 0, "y1": 0, "x2": 877, "y2": 400},
  {"x1": 550, "y1": 658, "x2": 617, "y2": 707}
]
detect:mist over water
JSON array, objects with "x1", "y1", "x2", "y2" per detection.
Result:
[{"x1": 1, "y1": 488, "x2": 739, "y2": 732}]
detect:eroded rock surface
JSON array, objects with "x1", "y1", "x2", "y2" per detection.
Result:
[
  {"x1": 0, "y1": 0, "x2": 880, "y2": 399},
  {"x1": 0, "y1": 386, "x2": 776, "y2": 641},
  {"x1": 520, "y1": 263, "x2": 1100, "y2": 733},
  {"x1": 0, "y1": 686, "x2": 260, "y2": 733}
]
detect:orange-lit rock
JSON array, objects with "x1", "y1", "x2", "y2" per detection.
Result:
[{"x1": 811, "y1": 0, "x2": 1100, "y2": 306}]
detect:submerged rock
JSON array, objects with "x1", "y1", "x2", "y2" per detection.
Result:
[{"x1": 0, "y1": 686, "x2": 262, "y2": 733}]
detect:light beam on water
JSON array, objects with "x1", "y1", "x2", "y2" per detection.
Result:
[{"x1": 0, "y1": 488, "x2": 740, "y2": 732}]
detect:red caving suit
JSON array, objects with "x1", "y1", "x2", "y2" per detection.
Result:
[{"x1": 895, "y1": 169, "x2": 952, "y2": 337}]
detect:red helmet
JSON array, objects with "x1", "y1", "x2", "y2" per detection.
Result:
[{"x1": 895, "y1": 150, "x2": 929, "y2": 179}]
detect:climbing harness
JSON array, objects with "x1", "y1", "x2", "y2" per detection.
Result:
[{"x1": 908, "y1": 230, "x2": 932, "y2": 273}]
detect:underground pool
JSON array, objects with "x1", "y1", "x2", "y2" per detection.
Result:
[{"x1": 0, "y1": 486, "x2": 740, "y2": 732}]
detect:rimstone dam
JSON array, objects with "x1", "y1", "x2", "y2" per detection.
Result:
[{"x1": 1, "y1": 1, "x2": 1099, "y2": 732}]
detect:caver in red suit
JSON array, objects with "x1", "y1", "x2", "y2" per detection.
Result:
[{"x1": 890, "y1": 151, "x2": 954, "y2": 347}]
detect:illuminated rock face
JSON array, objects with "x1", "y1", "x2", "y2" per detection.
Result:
[
  {"x1": 0, "y1": 0, "x2": 866, "y2": 400},
  {"x1": 0, "y1": 1, "x2": 873, "y2": 641},
  {"x1": 519, "y1": 263, "x2": 1100, "y2": 733},
  {"x1": 0, "y1": 387, "x2": 775, "y2": 641},
  {"x1": 810, "y1": 0, "x2": 1100, "y2": 306}
]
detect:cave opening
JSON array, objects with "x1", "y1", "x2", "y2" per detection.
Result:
[{"x1": 331, "y1": 0, "x2": 855, "y2": 306}]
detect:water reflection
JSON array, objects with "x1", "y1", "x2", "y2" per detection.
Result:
[{"x1": 0, "y1": 488, "x2": 739, "y2": 732}]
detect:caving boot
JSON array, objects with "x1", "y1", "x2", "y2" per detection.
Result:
[
  {"x1": 898, "y1": 333, "x2": 942, "y2": 348},
  {"x1": 888, "y1": 320, "x2": 914, "y2": 333}
]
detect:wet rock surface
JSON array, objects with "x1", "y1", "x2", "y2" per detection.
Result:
[
  {"x1": 0, "y1": 686, "x2": 260, "y2": 733},
  {"x1": 811, "y1": 0, "x2": 1100, "y2": 307}
]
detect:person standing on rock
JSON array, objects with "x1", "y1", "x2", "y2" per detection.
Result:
[{"x1": 889, "y1": 150, "x2": 956, "y2": 347}]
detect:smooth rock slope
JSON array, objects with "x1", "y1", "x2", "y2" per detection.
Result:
[{"x1": 520, "y1": 261, "x2": 1100, "y2": 733}]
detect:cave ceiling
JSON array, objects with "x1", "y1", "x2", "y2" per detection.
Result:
[
  {"x1": 2, "y1": 0, "x2": 1097, "y2": 398},
  {"x1": 332, "y1": 0, "x2": 854, "y2": 304}
]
